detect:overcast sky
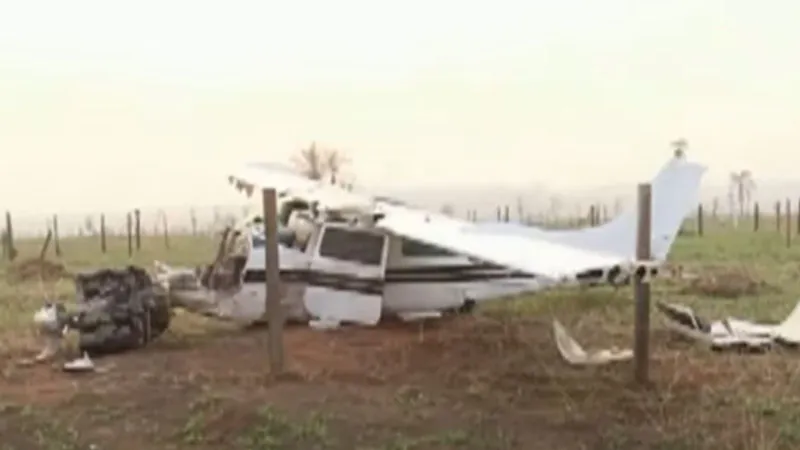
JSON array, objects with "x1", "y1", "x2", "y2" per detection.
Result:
[{"x1": 1, "y1": 0, "x2": 799, "y2": 214}]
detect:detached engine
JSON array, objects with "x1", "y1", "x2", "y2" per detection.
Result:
[{"x1": 34, "y1": 266, "x2": 172, "y2": 358}]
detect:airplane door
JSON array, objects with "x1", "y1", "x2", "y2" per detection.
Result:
[{"x1": 303, "y1": 225, "x2": 387, "y2": 326}]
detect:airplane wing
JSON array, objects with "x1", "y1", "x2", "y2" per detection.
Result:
[
  {"x1": 228, "y1": 162, "x2": 376, "y2": 213},
  {"x1": 229, "y1": 161, "x2": 648, "y2": 281},
  {"x1": 374, "y1": 203, "x2": 637, "y2": 281}
]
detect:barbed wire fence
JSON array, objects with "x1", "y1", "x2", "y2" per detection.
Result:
[{"x1": 1, "y1": 198, "x2": 799, "y2": 262}]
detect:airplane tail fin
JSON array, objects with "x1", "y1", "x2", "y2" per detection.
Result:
[
  {"x1": 556, "y1": 156, "x2": 706, "y2": 260},
  {"x1": 476, "y1": 156, "x2": 706, "y2": 262}
]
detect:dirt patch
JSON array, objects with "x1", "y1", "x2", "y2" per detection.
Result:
[
  {"x1": 5, "y1": 258, "x2": 70, "y2": 283},
  {"x1": 2, "y1": 314, "x2": 799, "y2": 449},
  {"x1": 677, "y1": 265, "x2": 780, "y2": 298}
]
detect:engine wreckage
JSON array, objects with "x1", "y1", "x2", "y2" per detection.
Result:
[{"x1": 28, "y1": 266, "x2": 172, "y2": 368}]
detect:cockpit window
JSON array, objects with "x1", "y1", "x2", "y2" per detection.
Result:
[{"x1": 317, "y1": 227, "x2": 384, "y2": 266}]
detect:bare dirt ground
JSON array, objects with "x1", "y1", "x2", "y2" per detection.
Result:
[
  {"x1": 3, "y1": 229, "x2": 800, "y2": 449},
  {"x1": 4, "y1": 310, "x2": 796, "y2": 450}
]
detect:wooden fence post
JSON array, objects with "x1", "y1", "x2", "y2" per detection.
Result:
[
  {"x1": 100, "y1": 214, "x2": 107, "y2": 253},
  {"x1": 127, "y1": 213, "x2": 133, "y2": 257},
  {"x1": 777, "y1": 201, "x2": 782, "y2": 232},
  {"x1": 39, "y1": 229, "x2": 53, "y2": 261},
  {"x1": 796, "y1": 198, "x2": 800, "y2": 235},
  {"x1": 262, "y1": 188, "x2": 285, "y2": 375},
  {"x1": 162, "y1": 213, "x2": 170, "y2": 249},
  {"x1": 4, "y1": 211, "x2": 16, "y2": 261},
  {"x1": 787, "y1": 199, "x2": 792, "y2": 248},
  {"x1": 52, "y1": 214, "x2": 61, "y2": 257},
  {"x1": 134, "y1": 209, "x2": 141, "y2": 251},
  {"x1": 697, "y1": 204, "x2": 704, "y2": 237},
  {"x1": 634, "y1": 183, "x2": 653, "y2": 384},
  {"x1": 754, "y1": 203, "x2": 760, "y2": 232}
]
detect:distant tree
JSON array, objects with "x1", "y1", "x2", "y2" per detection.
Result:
[
  {"x1": 712, "y1": 197, "x2": 719, "y2": 219},
  {"x1": 189, "y1": 208, "x2": 198, "y2": 236},
  {"x1": 548, "y1": 196, "x2": 563, "y2": 221},
  {"x1": 515, "y1": 196, "x2": 524, "y2": 222},
  {"x1": 440, "y1": 203, "x2": 455, "y2": 216},
  {"x1": 84, "y1": 216, "x2": 95, "y2": 235},
  {"x1": 613, "y1": 197, "x2": 624, "y2": 216},
  {"x1": 729, "y1": 170, "x2": 756, "y2": 227},
  {"x1": 292, "y1": 142, "x2": 352, "y2": 186},
  {"x1": 292, "y1": 142, "x2": 326, "y2": 180}
]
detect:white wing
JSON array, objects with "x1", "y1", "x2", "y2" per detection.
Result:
[
  {"x1": 228, "y1": 162, "x2": 376, "y2": 213},
  {"x1": 230, "y1": 161, "x2": 641, "y2": 280},
  {"x1": 375, "y1": 204, "x2": 634, "y2": 281}
]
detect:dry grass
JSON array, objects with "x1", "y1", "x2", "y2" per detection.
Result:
[
  {"x1": 2, "y1": 222, "x2": 800, "y2": 449},
  {"x1": 677, "y1": 264, "x2": 781, "y2": 299}
]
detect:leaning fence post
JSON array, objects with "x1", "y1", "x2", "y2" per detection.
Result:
[{"x1": 39, "y1": 229, "x2": 53, "y2": 261}]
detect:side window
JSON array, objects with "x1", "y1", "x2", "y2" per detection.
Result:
[
  {"x1": 401, "y1": 237, "x2": 456, "y2": 257},
  {"x1": 318, "y1": 227, "x2": 385, "y2": 266}
]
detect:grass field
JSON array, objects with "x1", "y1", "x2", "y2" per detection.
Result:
[{"x1": 2, "y1": 220, "x2": 800, "y2": 449}]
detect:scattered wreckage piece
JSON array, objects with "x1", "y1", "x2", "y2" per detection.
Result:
[
  {"x1": 27, "y1": 266, "x2": 172, "y2": 364},
  {"x1": 656, "y1": 300, "x2": 800, "y2": 351},
  {"x1": 62, "y1": 352, "x2": 96, "y2": 373},
  {"x1": 21, "y1": 303, "x2": 70, "y2": 366},
  {"x1": 552, "y1": 319, "x2": 633, "y2": 366}
]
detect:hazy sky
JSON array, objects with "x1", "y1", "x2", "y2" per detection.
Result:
[{"x1": 1, "y1": 0, "x2": 799, "y2": 214}]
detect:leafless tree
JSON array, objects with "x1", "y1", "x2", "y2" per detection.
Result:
[
  {"x1": 712, "y1": 197, "x2": 719, "y2": 219},
  {"x1": 613, "y1": 197, "x2": 624, "y2": 217},
  {"x1": 84, "y1": 216, "x2": 96, "y2": 235},
  {"x1": 728, "y1": 170, "x2": 756, "y2": 227},
  {"x1": 292, "y1": 142, "x2": 325, "y2": 180},
  {"x1": 189, "y1": 208, "x2": 198, "y2": 236},
  {"x1": 515, "y1": 196, "x2": 524, "y2": 222},
  {"x1": 292, "y1": 142, "x2": 352, "y2": 185},
  {"x1": 440, "y1": 203, "x2": 455, "y2": 216},
  {"x1": 548, "y1": 196, "x2": 563, "y2": 221}
]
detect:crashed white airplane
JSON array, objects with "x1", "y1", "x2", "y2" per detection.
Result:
[{"x1": 158, "y1": 156, "x2": 706, "y2": 329}]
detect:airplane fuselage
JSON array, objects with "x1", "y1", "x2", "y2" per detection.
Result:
[{"x1": 238, "y1": 222, "x2": 547, "y2": 323}]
